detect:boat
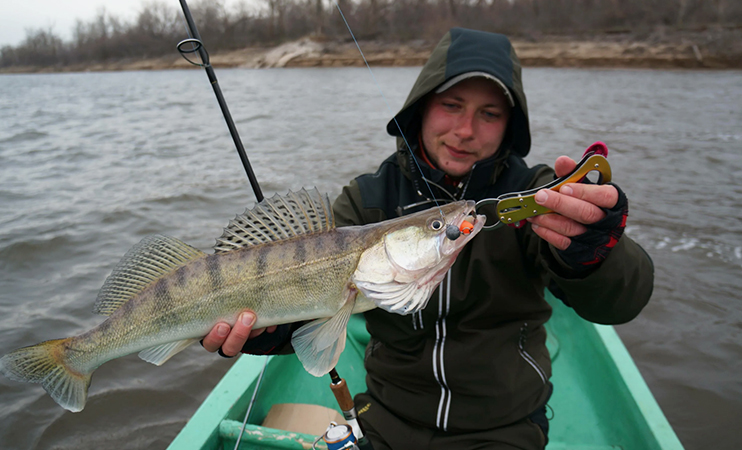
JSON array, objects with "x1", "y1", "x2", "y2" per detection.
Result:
[{"x1": 168, "y1": 291, "x2": 685, "y2": 449}]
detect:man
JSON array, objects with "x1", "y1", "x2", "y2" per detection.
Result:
[{"x1": 203, "y1": 28, "x2": 653, "y2": 449}]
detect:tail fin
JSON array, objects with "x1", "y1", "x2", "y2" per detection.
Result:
[{"x1": 0, "y1": 338, "x2": 91, "y2": 412}]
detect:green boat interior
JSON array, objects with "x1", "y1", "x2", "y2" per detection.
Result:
[{"x1": 169, "y1": 292, "x2": 683, "y2": 450}]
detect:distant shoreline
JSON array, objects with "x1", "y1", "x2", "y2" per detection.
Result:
[{"x1": 2, "y1": 34, "x2": 740, "y2": 74}]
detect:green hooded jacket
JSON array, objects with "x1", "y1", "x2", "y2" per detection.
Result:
[{"x1": 332, "y1": 28, "x2": 654, "y2": 433}]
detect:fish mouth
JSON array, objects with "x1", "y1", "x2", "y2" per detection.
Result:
[
  {"x1": 442, "y1": 201, "x2": 485, "y2": 253},
  {"x1": 461, "y1": 202, "x2": 486, "y2": 234},
  {"x1": 463, "y1": 202, "x2": 486, "y2": 234}
]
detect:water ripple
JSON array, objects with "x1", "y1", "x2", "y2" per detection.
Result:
[{"x1": 0, "y1": 130, "x2": 49, "y2": 143}]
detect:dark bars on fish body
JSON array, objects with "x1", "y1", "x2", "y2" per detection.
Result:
[{"x1": 177, "y1": 0, "x2": 264, "y2": 202}]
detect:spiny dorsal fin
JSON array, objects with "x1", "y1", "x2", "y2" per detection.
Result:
[
  {"x1": 93, "y1": 235, "x2": 206, "y2": 316},
  {"x1": 214, "y1": 188, "x2": 334, "y2": 253}
]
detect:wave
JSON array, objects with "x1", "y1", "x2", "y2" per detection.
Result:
[
  {"x1": 0, "y1": 234, "x2": 79, "y2": 270},
  {"x1": 141, "y1": 192, "x2": 213, "y2": 206},
  {"x1": 631, "y1": 229, "x2": 742, "y2": 268},
  {"x1": 0, "y1": 130, "x2": 49, "y2": 144},
  {"x1": 236, "y1": 113, "x2": 273, "y2": 123}
]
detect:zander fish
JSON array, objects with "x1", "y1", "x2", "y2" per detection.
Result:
[{"x1": 0, "y1": 188, "x2": 484, "y2": 412}]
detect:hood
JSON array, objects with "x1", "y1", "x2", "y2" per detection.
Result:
[{"x1": 387, "y1": 27, "x2": 531, "y2": 158}]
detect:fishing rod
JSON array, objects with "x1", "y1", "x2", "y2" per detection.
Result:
[
  {"x1": 175, "y1": 3, "x2": 369, "y2": 449},
  {"x1": 176, "y1": 0, "x2": 263, "y2": 202},
  {"x1": 324, "y1": 368, "x2": 374, "y2": 450}
]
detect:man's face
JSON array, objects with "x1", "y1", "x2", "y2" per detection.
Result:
[{"x1": 421, "y1": 77, "x2": 511, "y2": 178}]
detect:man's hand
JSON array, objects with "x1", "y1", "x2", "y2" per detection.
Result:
[
  {"x1": 202, "y1": 311, "x2": 277, "y2": 357},
  {"x1": 528, "y1": 156, "x2": 619, "y2": 250}
]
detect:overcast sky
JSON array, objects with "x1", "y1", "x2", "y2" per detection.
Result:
[{"x1": 1, "y1": 0, "x2": 253, "y2": 47}]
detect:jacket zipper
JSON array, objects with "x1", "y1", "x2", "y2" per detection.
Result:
[
  {"x1": 519, "y1": 323, "x2": 547, "y2": 384},
  {"x1": 432, "y1": 270, "x2": 452, "y2": 431}
]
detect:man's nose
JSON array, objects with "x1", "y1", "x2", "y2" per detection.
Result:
[{"x1": 453, "y1": 111, "x2": 475, "y2": 139}]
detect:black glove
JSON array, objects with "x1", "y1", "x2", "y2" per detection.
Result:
[
  {"x1": 556, "y1": 182, "x2": 628, "y2": 274},
  {"x1": 237, "y1": 322, "x2": 298, "y2": 356},
  {"x1": 205, "y1": 322, "x2": 301, "y2": 358}
]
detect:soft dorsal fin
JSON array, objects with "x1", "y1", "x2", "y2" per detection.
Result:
[
  {"x1": 214, "y1": 188, "x2": 334, "y2": 253},
  {"x1": 93, "y1": 235, "x2": 206, "y2": 316}
]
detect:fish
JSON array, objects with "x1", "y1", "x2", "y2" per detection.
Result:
[{"x1": 0, "y1": 188, "x2": 484, "y2": 412}]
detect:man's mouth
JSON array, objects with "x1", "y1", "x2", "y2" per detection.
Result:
[{"x1": 444, "y1": 144, "x2": 472, "y2": 158}]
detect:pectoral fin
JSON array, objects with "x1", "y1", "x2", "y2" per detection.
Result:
[
  {"x1": 138, "y1": 338, "x2": 200, "y2": 366},
  {"x1": 291, "y1": 287, "x2": 357, "y2": 376},
  {"x1": 354, "y1": 279, "x2": 432, "y2": 315}
]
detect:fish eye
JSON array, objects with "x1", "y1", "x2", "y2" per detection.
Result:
[{"x1": 429, "y1": 219, "x2": 444, "y2": 231}]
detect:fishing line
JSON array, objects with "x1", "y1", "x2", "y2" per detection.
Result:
[
  {"x1": 178, "y1": 16, "x2": 205, "y2": 67},
  {"x1": 233, "y1": 355, "x2": 269, "y2": 450},
  {"x1": 332, "y1": 2, "x2": 446, "y2": 220}
]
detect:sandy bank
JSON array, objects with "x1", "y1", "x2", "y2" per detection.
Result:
[{"x1": 264, "y1": 35, "x2": 738, "y2": 70}]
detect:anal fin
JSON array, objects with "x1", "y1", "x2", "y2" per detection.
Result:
[
  {"x1": 291, "y1": 286, "x2": 357, "y2": 376},
  {"x1": 138, "y1": 338, "x2": 200, "y2": 366}
]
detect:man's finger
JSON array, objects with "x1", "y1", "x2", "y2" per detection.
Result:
[
  {"x1": 530, "y1": 222, "x2": 571, "y2": 251},
  {"x1": 559, "y1": 183, "x2": 618, "y2": 209},
  {"x1": 220, "y1": 312, "x2": 256, "y2": 357},
  {"x1": 249, "y1": 327, "x2": 266, "y2": 339},
  {"x1": 534, "y1": 188, "x2": 607, "y2": 225},
  {"x1": 528, "y1": 214, "x2": 587, "y2": 238},
  {"x1": 554, "y1": 156, "x2": 576, "y2": 178},
  {"x1": 202, "y1": 322, "x2": 230, "y2": 353}
]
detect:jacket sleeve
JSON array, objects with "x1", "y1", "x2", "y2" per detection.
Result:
[
  {"x1": 525, "y1": 170, "x2": 654, "y2": 325},
  {"x1": 541, "y1": 234, "x2": 654, "y2": 324}
]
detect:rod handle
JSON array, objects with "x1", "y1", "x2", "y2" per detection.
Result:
[{"x1": 330, "y1": 378, "x2": 355, "y2": 412}]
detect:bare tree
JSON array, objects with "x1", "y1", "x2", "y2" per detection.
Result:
[
  {"x1": 676, "y1": 0, "x2": 689, "y2": 26},
  {"x1": 447, "y1": 0, "x2": 458, "y2": 18},
  {"x1": 263, "y1": 0, "x2": 288, "y2": 41},
  {"x1": 315, "y1": 0, "x2": 325, "y2": 35},
  {"x1": 1, "y1": 27, "x2": 65, "y2": 67}
]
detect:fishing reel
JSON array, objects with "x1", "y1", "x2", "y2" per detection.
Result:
[{"x1": 313, "y1": 422, "x2": 360, "y2": 450}]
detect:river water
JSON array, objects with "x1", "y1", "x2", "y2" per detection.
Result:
[{"x1": 0, "y1": 67, "x2": 739, "y2": 450}]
